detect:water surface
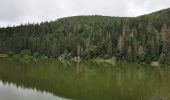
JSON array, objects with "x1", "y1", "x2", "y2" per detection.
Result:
[
  {"x1": 0, "y1": 58, "x2": 170, "y2": 100},
  {"x1": 0, "y1": 81, "x2": 65, "y2": 100}
]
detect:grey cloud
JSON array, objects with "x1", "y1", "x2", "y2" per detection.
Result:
[
  {"x1": 0, "y1": 0, "x2": 170, "y2": 27},
  {"x1": 126, "y1": 0, "x2": 170, "y2": 16},
  {"x1": 0, "y1": 0, "x2": 24, "y2": 21}
]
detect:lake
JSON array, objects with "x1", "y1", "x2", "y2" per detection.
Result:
[{"x1": 0, "y1": 58, "x2": 170, "y2": 100}]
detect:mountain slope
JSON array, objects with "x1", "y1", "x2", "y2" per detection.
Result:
[{"x1": 0, "y1": 8, "x2": 170, "y2": 64}]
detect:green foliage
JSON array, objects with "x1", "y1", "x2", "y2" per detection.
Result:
[
  {"x1": 84, "y1": 46, "x2": 98, "y2": 59},
  {"x1": 0, "y1": 8, "x2": 170, "y2": 64},
  {"x1": 137, "y1": 49, "x2": 146, "y2": 62},
  {"x1": 33, "y1": 52, "x2": 39, "y2": 58},
  {"x1": 19, "y1": 50, "x2": 31, "y2": 57},
  {"x1": 7, "y1": 51, "x2": 14, "y2": 57}
]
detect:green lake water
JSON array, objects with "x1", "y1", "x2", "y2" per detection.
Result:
[{"x1": 0, "y1": 58, "x2": 170, "y2": 100}]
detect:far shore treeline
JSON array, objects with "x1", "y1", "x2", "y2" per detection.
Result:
[{"x1": 0, "y1": 8, "x2": 170, "y2": 64}]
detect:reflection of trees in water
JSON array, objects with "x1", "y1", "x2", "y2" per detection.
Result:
[
  {"x1": 76, "y1": 62, "x2": 81, "y2": 74},
  {"x1": 0, "y1": 58, "x2": 170, "y2": 100}
]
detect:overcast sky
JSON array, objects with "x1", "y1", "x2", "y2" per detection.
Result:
[{"x1": 0, "y1": 0, "x2": 170, "y2": 27}]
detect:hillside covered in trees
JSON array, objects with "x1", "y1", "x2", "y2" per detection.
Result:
[{"x1": 0, "y1": 8, "x2": 170, "y2": 64}]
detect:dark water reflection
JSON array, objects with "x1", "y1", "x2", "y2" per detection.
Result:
[{"x1": 0, "y1": 58, "x2": 170, "y2": 100}]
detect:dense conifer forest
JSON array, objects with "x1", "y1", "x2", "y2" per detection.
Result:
[{"x1": 0, "y1": 8, "x2": 170, "y2": 64}]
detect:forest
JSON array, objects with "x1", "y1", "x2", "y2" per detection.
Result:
[{"x1": 0, "y1": 8, "x2": 170, "y2": 64}]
